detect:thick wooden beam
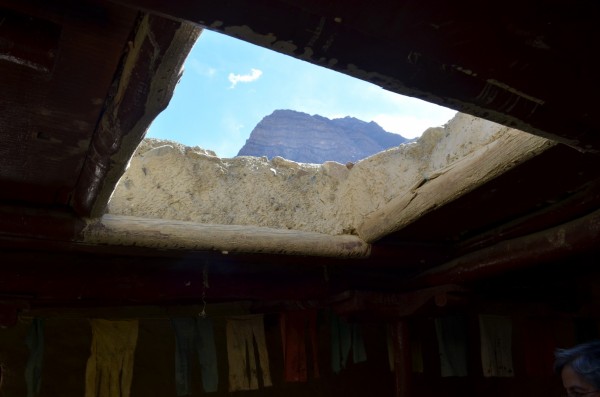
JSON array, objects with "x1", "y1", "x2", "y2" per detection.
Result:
[
  {"x1": 0, "y1": 247, "x2": 360, "y2": 305},
  {"x1": 457, "y1": 177, "x2": 600, "y2": 255},
  {"x1": 22, "y1": 303, "x2": 257, "y2": 320},
  {"x1": 412, "y1": 207, "x2": 600, "y2": 287},
  {"x1": 82, "y1": 214, "x2": 371, "y2": 258},
  {"x1": 358, "y1": 131, "x2": 555, "y2": 242},
  {"x1": 0, "y1": 204, "x2": 83, "y2": 242},
  {"x1": 71, "y1": 14, "x2": 201, "y2": 217}
]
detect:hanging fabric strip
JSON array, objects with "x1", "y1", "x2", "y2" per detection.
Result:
[
  {"x1": 85, "y1": 319, "x2": 139, "y2": 397},
  {"x1": 280, "y1": 310, "x2": 320, "y2": 382},
  {"x1": 331, "y1": 313, "x2": 351, "y2": 374},
  {"x1": 479, "y1": 315, "x2": 514, "y2": 377},
  {"x1": 226, "y1": 315, "x2": 272, "y2": 392},
  {"x1": 435, "y1": 316, "x2": 468, "y2": 377},
  {"x1": 195, "y1": 317, "x2": 219, "y2": 392},
  {"x1": 25, "y1": 318, "x2": 44, "y2": 397},
  {"x1": 352, "y1": 324, "x2": 367, "y2": 364},
  {"x1": 171, "y1": 317, "x2": 219, "y2": 395},
  {"x1": 331, "y1": 312, "x2": 367, "y2": 374}
]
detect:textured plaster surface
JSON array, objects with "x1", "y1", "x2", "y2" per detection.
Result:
[{"x1": 108, "y1": 113, "x2": 536, "y2": 235}]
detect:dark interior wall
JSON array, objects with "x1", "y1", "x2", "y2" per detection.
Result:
[
  {"x1": 0, "y1": 311, "x2": 393, "y2": 397},
  {"x1": 406, "y1": 253, "x2": 600, "y2": 397},
  {"x1": 406, "y1": 311, "x2": 574, "y2": 397},
  {"x1": 0, "y1": 255, "x2": 598, "y2": 397},
  {"x1": 0, "y1": 311, "x2": 581, "y2": 397}
]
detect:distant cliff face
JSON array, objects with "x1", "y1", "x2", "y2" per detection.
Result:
[{"x1": 237, "y1": 109, "x2": 409, "y2": 163}]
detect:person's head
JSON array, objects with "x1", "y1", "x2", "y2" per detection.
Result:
[{"x1": 555, "y1": 340, "x2": 600, "y2": 397}]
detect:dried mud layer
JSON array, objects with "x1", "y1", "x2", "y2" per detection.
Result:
[{"x1": 108, "y1": 113, "x2": 543, "y2": 236}]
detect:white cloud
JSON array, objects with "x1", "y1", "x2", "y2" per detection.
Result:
[{"x1": 228, "y1": 68, "x2": 263, "y2": 88}]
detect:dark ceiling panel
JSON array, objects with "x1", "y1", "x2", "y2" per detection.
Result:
[{"x1": 0, "y1": 0, "x2": 138, "y2": 206}]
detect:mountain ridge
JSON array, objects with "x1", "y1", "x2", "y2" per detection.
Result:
[{"x1": 237, "y1": 109, "x2": 409, "y2": 163}]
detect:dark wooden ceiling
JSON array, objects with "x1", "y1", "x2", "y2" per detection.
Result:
[
  {"x1": 1, "y1": 0, "x2": 599, "y2": 313},
  {"x1": 0, "y1": 1, "x2": 137, "y2": 206}
]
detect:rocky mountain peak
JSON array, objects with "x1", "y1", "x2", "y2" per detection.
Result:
[{"x1": 237, "y1": 110, "x2": 409, "y2": 164}]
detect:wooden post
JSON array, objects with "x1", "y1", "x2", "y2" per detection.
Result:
[{"x1": 392, "y1": 320, "x2": 412, "y2": 397}]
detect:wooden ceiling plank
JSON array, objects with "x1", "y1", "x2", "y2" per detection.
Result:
[{"x1": 0, "y1": 1, "x2": 139, "y2": 205}]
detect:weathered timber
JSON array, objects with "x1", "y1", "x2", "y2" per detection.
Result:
[
  {"x1": 0, "y1": 204, "x2": 83, "y2": 241},
  {"x1": 0, "y1": 250, "x2": 338, "y2": 305},
  {"x1": 358, "y1": 131, "x2": 556, "y2": 242},
  {"x1": 457, "y1": 177, "x2": 600, "y2": 256},
  {"x1": 23, "y1": 302, "x2": 253, "y2": 319},
  {"x1": 71, "y1": 14, "x2": 201, "y2": 217},
  {"x1": 412, "y1": 207, "x2": 600, "y2": 287},
  {"x1": 82, "y1": 214, "x2": 371, "y2": 258},
  {"x1": 0, "y1": 1, "x2": 138, "y2": 206}
]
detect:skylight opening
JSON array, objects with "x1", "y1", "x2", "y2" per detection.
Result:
[
  {"x1": 146, "y1": 29, "x2": 457, "y2": 161},
  {"x1": 109, "y1": 28, "x2": 546, "y2": 242}
]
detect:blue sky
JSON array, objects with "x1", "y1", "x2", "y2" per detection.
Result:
[{"x1": 147, "y1": 29, "x2": 457, "y2": 158}]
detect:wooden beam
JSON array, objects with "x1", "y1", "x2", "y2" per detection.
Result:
[
  {"x1": 457, "y1": 177, "x2": 600, "y2": 255},
  {"x1": 331, "y1": 285, "x2": 466, "y2": 318},
  {"x1": 0, "y1": 204, "x2": 83, "y2": 242},
  {"x1": 412, "y1": 207, "x2": 600, "y2": 287},
  {"x1": 23, "y1": 302, "x2": 253, "y2": 319},
  {"x1": 0, "y1": 250, "x2": 337, "y2": 305},
  {"x1": 82, "y1": 214, "x2": 371, "y2": 258},
  {"x1": 358, "y1": 131, "x2": 555, "y2": 242},
  {"x1": 71, "y1": 14, "x2": 201, "y2": 217}
]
